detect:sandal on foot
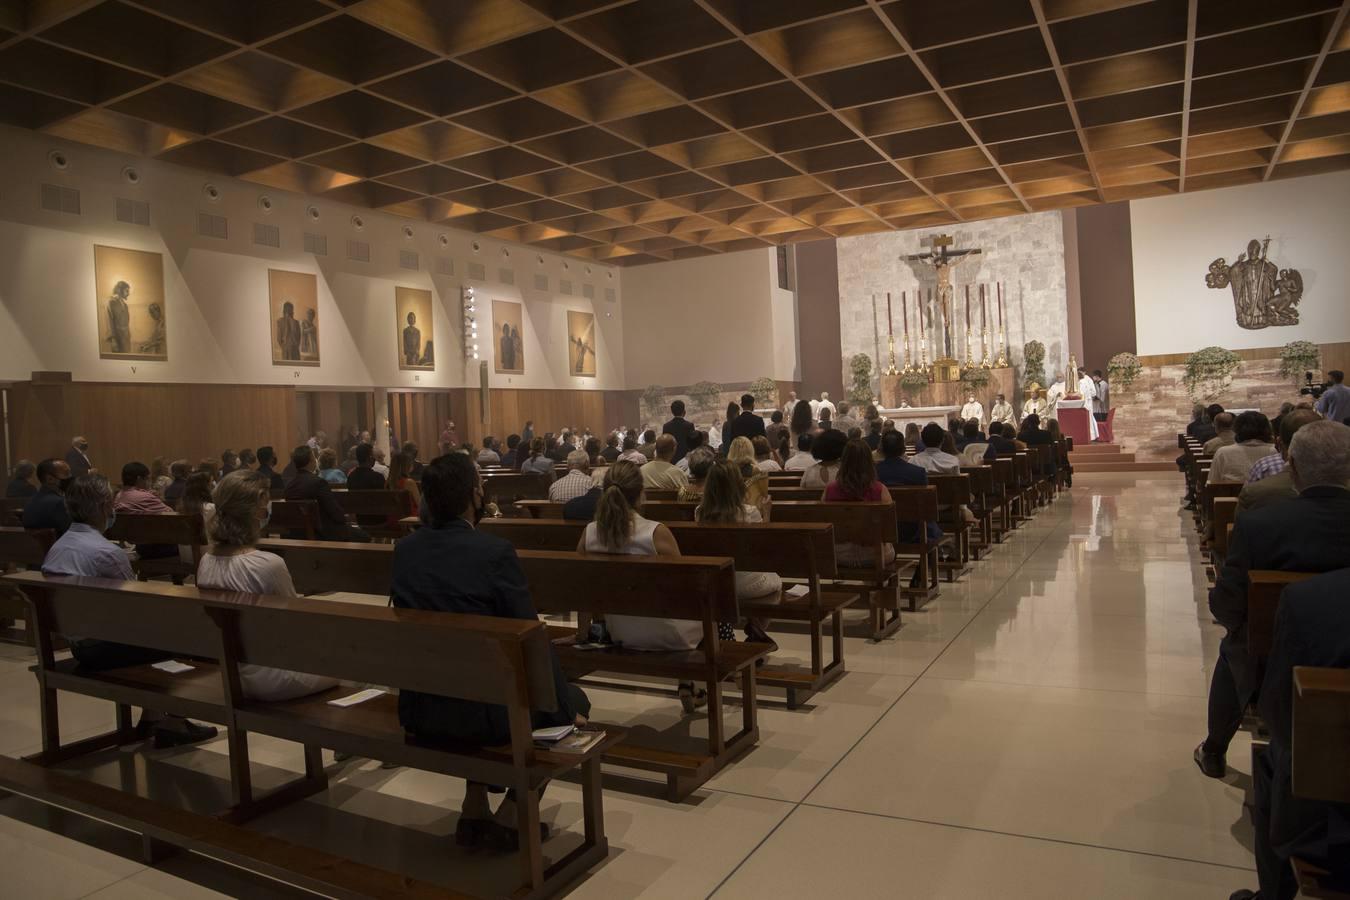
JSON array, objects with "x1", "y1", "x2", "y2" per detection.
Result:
[{"x1": 678, "y1": 682, "x2": 708, "y2": 714}]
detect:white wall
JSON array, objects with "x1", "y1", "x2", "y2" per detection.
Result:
[
  {"x1": 0, "y1": 125, "x2": 624, "y2": 390},
  {"x1": 1130, "y1": 170, "x2": 1350, "y2": 356},
  {"x1": 621, "y1": 247, "x2": 798, "y2": 388}
]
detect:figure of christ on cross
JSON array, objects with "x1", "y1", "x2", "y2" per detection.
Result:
[{"x1": 902, "y1": 234, "x2": 982, "y2": 361}]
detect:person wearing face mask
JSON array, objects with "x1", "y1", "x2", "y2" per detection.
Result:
[
  {"x1": 195, "y1": 470, "x2": 338, "y2": 701},
  {"x1": 65, "y1": 435, "x2": 94, "y2": 477},
  {"x1": 41, "y1": 474, "x2": 218, "y2": 747},
  {"x1": 22, "y1": 458, "x2": 73, "y2": 535},
  {"x1": 392, "y1": 452, "x2": 588, "y2": 852}
]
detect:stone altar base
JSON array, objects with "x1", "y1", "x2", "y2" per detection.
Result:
[{"x1": 881, "y1": 366, "x2": 1016, "y2": 410}]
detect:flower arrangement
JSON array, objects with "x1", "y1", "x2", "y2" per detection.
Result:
[
  {"x1": 1106, "y1": 351, "x2": 1142, "y2": 390},
  {"x1": 1022, "y1": 340, "x2": 1046, "y2": 388},
  {"x1": 1182, "y1": 346, "x2": 1242, "y2": 400},
  {"x1": 748, "y1": 376, "x2": 779, "y2": 409},
  {"x1": 848, "y1": 353, "x2": 874, "y2": 406},
  {"x1": 640, "y1": 384, "x2": 666, "y2": 421},
  {"x1": 1278, "y1": 340, "x2": 1320, "y2": 385},
  {"x1": 687, "y1": 380, "x2": 722, "y2": 414},
  {"x1": 899, "y1": 370, "x2": 930, "y2": 389}
]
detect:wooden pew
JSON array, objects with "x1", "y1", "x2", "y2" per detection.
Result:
[
  {"x1": 887, "y1": 486, "x2": 941, "y2": 611},
  {"x1": 0, "y1": 527, "x2": 54, "y2": 645},
  {"x1": 480, "y1": 473, "x2": 551, "y2": 513},
  {"x1": 927, "y1": 474, "x2": 974, "y2": 580},
  {"x1": 255, "y1": 540, "x2": 768, "y2": 801},
  {"x1": 0, "y1": 497, "x2": 27, "y2": 526},
  {"x1": 959, "y1": 464, "x2": 995, "y2": 554},
  {"x1": 1291, "y1": 666, "x2": 1350, "y2": 899},
  {"x1": 478, "y1": 518, "x2": 859, "y2": 708},
  {"x1": 330, "y1": 488, "x2": 408, "y2": 539},
  {"x1": 262, "y1": 500, "x2": 317, "y2": 541},
  {"x1": 639, "y1": 500, "x2": 698, "y2": 522},
  {"x1": 105, "y1": 513, "x2": 206, "y2": 584},
  {"x1": 986, "y1": 457, "x2": 1015, "y2": 539},
  {"x1": 1211, "y1": 497, "x2": 1238, "y2": 568},
  {"x1": 1202, "y1": 480, "x2": 1243, "y2": 539},
  {"x1": 1247, "y1": 571, "x2": 1319, "y2": 666},
  {"x1": 4, "y1": 570, "x2": 615, "y2": 899},
  {"x1": 766, "y1": 501, "x2": 903, "y2": 640}
]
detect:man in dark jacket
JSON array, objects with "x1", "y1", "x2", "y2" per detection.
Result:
[
  {"x1": 64, "y1": 436, "x2": 93, "y2": 477},
  {"x1": 1195, "y1": 421, "x2": 1350, "y2": 780},
  {"x1": 725, "y1": 393, "x2": 767, "y2": 447},
  {"x1": 661, "y1": 400, "x2": 698, "y2": 463},
  {"x1": 5, "y1": 460, "x2": 37, "y2": 499},
  {"x1": 1228, "y1": 568, "x2": 1350, "y2": 900},
  {"x1": 345, "y1": 444, "x2": 386, "y2": 490},
  {"x1": 283, "y1": 446, "x2": 370, "y2": 542},
  {"x1": 21, "y1": 459, "x2": 71, "y2": 535},
  {"x1": 255, "y1": 446, "x2": 284, "y2": 491},
  {"x1": 983, "y1": 422, "x2": 1018, "y2": 460},
  {"x1": 390, "y1": 453, "x2": 589, "y2": 847}
]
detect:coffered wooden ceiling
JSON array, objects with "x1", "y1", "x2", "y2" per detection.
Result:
[{"x1": 3, "y1": 0, "x2": 1349, "y2": 265}]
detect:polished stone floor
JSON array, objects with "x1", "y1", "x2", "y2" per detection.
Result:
[{"x1": 0, "y1": 473, "x2": 1258, "y2": 898}]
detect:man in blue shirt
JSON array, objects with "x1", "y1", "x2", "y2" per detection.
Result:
[
  {"x1": 41, "y1": 475, "x2": 217, "y2": 748},
  {"x1": 1314, "y1": 369, "x2": 1349, "y2": 422},
  {"x1": 874, "y1": 430, "x2": 947, "y2": 590}
]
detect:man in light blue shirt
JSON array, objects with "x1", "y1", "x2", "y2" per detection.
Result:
[
  {"x1": 1314, "y1": 370, "x2": 1349, "y2": 423},
  {"x1": 41, "y1": 475, "x2": 217, "y2": 749}
]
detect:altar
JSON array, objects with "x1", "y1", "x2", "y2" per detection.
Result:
[
  {"x1": 880, "y1": 366, "x2": 1017, "y2": 410},
  {"x1": 879, "y1": 405, "x2": 961, "y2": 431}
]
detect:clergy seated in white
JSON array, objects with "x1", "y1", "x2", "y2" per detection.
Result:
[
  {"x1": 960, "y1": 394, "x2": 985, "y2": 428},
  {"x1": 1022, "y1": 385, "x2": 1048, "y2": 421},
  {"x1": 990, "y1": 393, "x2": 1015, "y2": 426}
]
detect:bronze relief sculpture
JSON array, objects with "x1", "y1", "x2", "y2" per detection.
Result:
[{"x1": 1205, "y1": 236, "x2": 1303, "y2": 329}]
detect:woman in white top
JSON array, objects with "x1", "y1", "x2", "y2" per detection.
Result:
[
  {"x1": 800, "y1": 428, "x2": 848, "y2": 488},
  {"x1": 752, "y1": 435, "x2": 782, "y2": 471},
  {"x1": 195, "y1": 470, "x2": 339, "y2": 702},
  {"x1": 1209, "y1": 411, "x2": 1276, "y2": 483},
  {"x1": 178, "y1": 471, "x2": 216, "y2": 564},
  {"x1": 695, "y1": 460, "x2": 782, "y2": 651},
  {"x1": 576, "y1": 460, "x2": 707, "y2": 714}
]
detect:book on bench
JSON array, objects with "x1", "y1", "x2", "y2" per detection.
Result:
[{"x1": 531, "y1": 724, "x2": 607, "y2": 754}]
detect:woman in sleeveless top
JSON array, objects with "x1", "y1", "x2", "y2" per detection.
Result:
[
  {"x1": 196, "y1": 470, "x2": 339, "y2": 702},
  {"x1": 695, "y1": 460, "x2": 782, "y2": 651},
  {"x1": 177, "y1": 471, "x2": 215, "y2": 565},
  {"x1": 385, "y1": 450, "x2": 421, "y2": 529},
  {"x1": 823, "y1": 438, "x2": 896, "y2": 569},
  {"x1": 801, "y1": 428, "x2": 847, "y2": 489},
  {"x1": 576, "y1": 460, "x2": 707, "y2": 714}
]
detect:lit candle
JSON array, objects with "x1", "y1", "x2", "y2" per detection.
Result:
[
  {"x1": 886, "y1": 291, "x2": 893, "y2": 336},
  {"x1": 964, "y1": 284, "x2": 970, "y2": 326},
  {"x1": 902, "y1": 290, "x2": 908, "y2": 331},
  {"x1": 997, "y1": 281, "x2": 1004, "y2": 327},
  {"x1": 980, "y1": 283, "x2": 986, "y2": 329}
]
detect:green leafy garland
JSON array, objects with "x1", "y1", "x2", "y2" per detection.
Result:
[
  {"x1": 1022, "y1": 340, "x2": 1046, "y2": 388},
  {"x1": 748, "y1": 376, "x2": 779, "y2": 408},
  {"x1": 848, "y1": 353, "x2": 874, "y2": 405},
  {"x1": 687, "y1": 380, "x2": 722, "y2": 414},
  {"x1": 1182, "y1": 346, "x2": 1241, "y2": 400},
  {"x1": 1278, "y1": 340, "x2": 1319, "y2": 385},
  {"x1": 1107, "y1": 352, "x2": 1141, "y2": 390},
  {"x1": 960, "y1": 367, "x2": 992, "y2": 391},
  {"x1": 899, "y1": 370, "x2": 930, "y2": 389}
]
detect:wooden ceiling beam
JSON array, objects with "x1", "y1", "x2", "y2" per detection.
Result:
[{"x1": 1263, "y1": 1, "x2": 1350, "y2": 180}]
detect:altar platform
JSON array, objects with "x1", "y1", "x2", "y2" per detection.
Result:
[{"x1": 878, "y1": 405, "x2": 960, "y2": 430}]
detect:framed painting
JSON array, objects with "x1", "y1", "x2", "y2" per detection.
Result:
[
  {"x1": 492, "y1": 299, "x2": 524, "y2": 374},
  {"x1": 268, "y1": 269, "x2": 320, "y2": 367},
  {"x1": 567, "y1": 309, "x2": 596, "y2": 378},
  {"x1": 396, "y1": 286, "x2": 434, "y2": 370},
  {"x1": 93, "y1": 244, "x2": 166, "y2": 361}
]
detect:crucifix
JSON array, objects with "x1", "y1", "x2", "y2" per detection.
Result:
[{"x1": 903, "y1": 233, "x2": 981, "y2": 381}]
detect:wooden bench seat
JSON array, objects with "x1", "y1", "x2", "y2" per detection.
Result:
[
  {"x1": 0, "y1": 526, "x2": 53, "y2": 645},
  {"x1": 928, "y1": 474, "x2": 975, "y2": 580},
  {"x1": 256, "y1": 539, "x2": 769, "y2": 801},
  {"x1": 106, "y1": 512, "x2": 206, "y2": 584},
  {"x1": 1291, "y1": 666, "x2": 1350, "y2": 899},
  {"x1": 330, "y1": 488, "x2": 410, "y2": 539},
  {"x1": 479, "y1": 518, "x2": 859, "y2": 707},
  {"x1": 3, "y1": 571, "x2": 615, "y2": 899}
]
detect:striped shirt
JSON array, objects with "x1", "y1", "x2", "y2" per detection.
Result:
[{"x1": 1246, "y1": 452, "x2": 1285, "y2": 484}]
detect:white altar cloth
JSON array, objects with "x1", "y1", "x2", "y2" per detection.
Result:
[{"x1": 878, "y1": 405, "x2": 960, "y2": 431}]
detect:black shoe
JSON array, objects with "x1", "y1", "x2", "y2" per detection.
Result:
[
  {"x1": 481, "y1": 819, "x2": 549, "y2": 853},
  {"x1": 1228, "y1": 890, "x2": 1257, "y2": 900},
  {"x1": 152, "y1": 720, "x2": 218, "y2": 749},
  {"x1": 744, "y1": 622, "x2": 778, "y2": 654},
  {"x1": 1193, "y1": 743, "x2": 1226, "y2": 779}
]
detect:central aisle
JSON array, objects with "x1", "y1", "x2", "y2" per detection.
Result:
[{"x1": 0, "y1": 474, "x2": 1255, "y2": 899}]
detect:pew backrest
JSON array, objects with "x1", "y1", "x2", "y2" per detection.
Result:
[
  {"x1": 0, "y1": 527, "x2": 55, "y2": 568},
  {"x1": 1248, "y1": 570, "x2": 1317, "y2": 662},
  {"x1": 480, "y1": 473, "x2": 551, "y2": 503},
  {"x1": 264, "y1": 500, "x2": 318, "y2": 541},
  {"x1": 0, "y1": 498, "x2": 27, "y2": 526},
  {"x1": 106, "y1": 512, "x2": 206, "y2": 547},
  {"x1": 765, "y1": 501, "x2": 898, "y2": 546},
  {"x1": 329, "y1": 489, "x2": 407, "y2": 518},
  {"x1": 1292, "y1": 666, "x2": 1350, "y2": 804}
]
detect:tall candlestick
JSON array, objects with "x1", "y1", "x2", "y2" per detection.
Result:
[
  {"x1": 997, "y1": 281, "x2": 1004, "y2": 328},
  {"x1": 964, "y1": 284, "x2": 970, "y2": 324},
  {"x1": 886, "y1": 291, "x2": 893, "y2": 336},
  {"x1": 902, "y1": 290, "x2": 908, "y2": 331},
  {"x1": 919, "y1": 288, "x2": 924, "y2": 331},
  {"x1": 980, "y1": 283, "x2": 986, "y2": 329}
]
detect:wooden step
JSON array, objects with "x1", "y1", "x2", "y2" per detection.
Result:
[
  {"x1": 1068, "y1": 451, "x2": 1136, "y2": 464},
  {"x1": 1073, "y1": 461, "x2": 1177, "y2": 473},
  {"x1": 1067, "y1": 442, "x2": 1121, "y2": 454}
]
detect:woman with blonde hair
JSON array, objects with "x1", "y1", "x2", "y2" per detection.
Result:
[
  {"x1": 727, "y1": 435, "x2": 771, "y2": 519},
  {"x1": 695, "y1": 460, "x2": 781, "y2": 650},
  {"x1": 196, "y1": 470, "x2": 339, "y2": 701},
  {"x1": 576, "y1": 460, "x2": 706, "y2": 713}
]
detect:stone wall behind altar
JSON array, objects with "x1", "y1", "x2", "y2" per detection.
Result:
[{"x1": 835, "y1": 211, "x2": 1071, "y2": 408}]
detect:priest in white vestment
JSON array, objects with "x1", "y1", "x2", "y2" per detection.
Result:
[
  {"x1": 990, "y1": 393, "x2": 1015, "y2": 426},
  {"x1": 783, "y1": 391, "x2": 800, "y2": 419},
  {"x1": 1046, "y1": 373, "x2": 1068, "y2": 408},
  {"x1": 1022, "y1": 385, "x2": 1047, "y2": 420},
  {"x1": 816, "y1": 392, "x2": 836, "y2": 419},
  {"x1": 1077, "y1": 369, "x2": 1097, "y2": 403},
  {"x1": 959, "y1": 393, "x2": 985, "y2": 429}
]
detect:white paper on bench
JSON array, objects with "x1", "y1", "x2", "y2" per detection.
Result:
[
  {"x1": 784, "y1": 585, "x2": 810, "y2": 599},
  {"x1": 328, "y1": 688, "x2": 386, "y2": 707},
  {"x1": 532, "y1": 724, "x2": 575, "y2": 742},
  {"x1": 151, "y1": 660, "x2": 195, "y2": 674}
]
